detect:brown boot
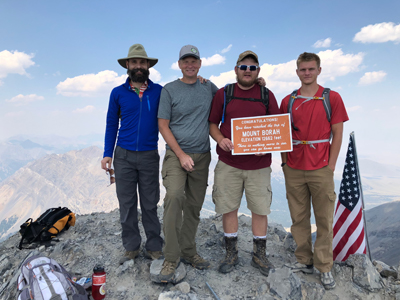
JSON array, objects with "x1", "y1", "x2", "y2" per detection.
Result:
[
  {"x1": 218, "y1": 236, "x2": 239, "y2": 273},
  {"x1": 251, "y1": 238, "x2": 273, "y2": 276}
]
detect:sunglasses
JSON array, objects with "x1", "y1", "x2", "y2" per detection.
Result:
[
  {"x1": 237, "y1": 65, "x2": 259, "y2": 71},
  {"x1": 106, "y1": 168, "x2": 115, "y2": 186}
]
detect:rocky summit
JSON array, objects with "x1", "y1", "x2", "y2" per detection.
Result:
[{"x1": 1, "y1": 207, "x2": 399, "y2": 300}]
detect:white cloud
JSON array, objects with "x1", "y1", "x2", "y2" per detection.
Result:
[
  {"x1": 209, "y1": 49, "x2": 364, "y2": 93},
  {"x1": 5, "y1": 94, "x2": 44, "y2": 106},
  {"x1": 202, "y1": 54, "x2": 226, "y2": 67},
  {"x1": 5, "y1": 111, "x2": 25, "y2": 117},
  {"x1": 313, "y1": 38, "x2": 332, "y2": 48},
  {"x1": 73, "y1": 105, "x2": 95, "y2": 114},
  {"x1": 56, "y1": 70, "x2": 126, "y2": 97},
  {"x1": 0, "y1": 50, "x2": 35, "y2": 83},
  {"x1": 221, "y1": 44, "x2": 232, "y2": 53},
  {"x1": 347, "y1": 106, "x2": 362, "y2": 112},
  {"x1": 353, "y1": 22, "x2": 400, "y2": 43},
  {"x1": 358, "y1": 71, "x2": 387, "y2": 85},
  {"x1": 171, "y1": 54, "x2": 226, "y2": 70},
  {"x1": 149, "y1": 68, "x2": 162, "y2": 82}
]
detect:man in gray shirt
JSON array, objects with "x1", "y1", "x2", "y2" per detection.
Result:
[{"x1": 158, "y1": 45, "x2": 218, "y2": 282}]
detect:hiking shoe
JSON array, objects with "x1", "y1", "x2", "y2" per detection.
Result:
[
  {"x1": 143, "y1": 248, "x2": 163, "y2": 260},
  {"x1": 251, "y1": 238, "x2": 274, "y2": 276},
  {"x1": 159, "y1": 258, "x2": 180, "y2": 283},
  {"x1": 119, "y1": 250, "x2": 139, "y2": 265},
  {"x1": 181, "y1": 253, "x2": 210, "y2": 270},
  {"x1": 288, "y1": 262, "x2": 314, "y2": 274},
  {"x1": 321, "y1": 271, "x2": 336, "y2": 290},
  {"x1": 218, "y1": 236, "x2": 239, "y2": 274}
]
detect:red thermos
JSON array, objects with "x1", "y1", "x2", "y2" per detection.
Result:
[{"x1": 92, "y1": 265, "x2": 106, "y2": 299}]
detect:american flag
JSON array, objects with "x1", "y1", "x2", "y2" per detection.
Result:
[{"x1": 332, "y1": 134, "x2": 366, "y2": 261}]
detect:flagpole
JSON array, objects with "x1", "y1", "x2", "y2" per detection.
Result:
[{"x1": 350, "y1": 131, "x2": 372, "y2": 261}]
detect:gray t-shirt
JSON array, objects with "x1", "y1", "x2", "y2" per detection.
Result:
[{"x1": 158, "y1": 79, "x2": 218, "y2": 153}]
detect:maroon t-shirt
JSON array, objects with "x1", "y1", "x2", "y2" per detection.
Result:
[{"x1": 209, "y1": 83, "x2": 280, "y2": 170}]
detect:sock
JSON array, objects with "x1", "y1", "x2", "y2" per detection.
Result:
[
  {"x1": 253, "y1": 235, "x2": 267, "y2": 240},
  {"x1": 224, "y1": 232, "x2": 238, "y2": 238}
]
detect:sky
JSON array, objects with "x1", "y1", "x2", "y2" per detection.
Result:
[{"x1": 0, "y1": 0, "x2": 399, "y2": 166}]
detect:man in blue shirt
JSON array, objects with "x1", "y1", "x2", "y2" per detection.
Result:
[{"x1": 101, "y1": 44, "x2": 163, "y2": 264}]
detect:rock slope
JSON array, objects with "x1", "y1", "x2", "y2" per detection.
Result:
[{"x1": 1, "y1": 207, "x2": 400, "y2": 300}]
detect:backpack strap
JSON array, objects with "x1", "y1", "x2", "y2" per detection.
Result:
[{"x1": 222, "y1": 84, "x2": 269, "y2": 123}]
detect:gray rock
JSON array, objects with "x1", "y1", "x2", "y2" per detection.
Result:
[
  {"x1": 150, "y1": 258, "x2": 187, "y2": 284},
  {"x1": 300, "y1": 281, "x2": 325, "y2": 300},
  {"x1": 171, "y1": 282, "x2": 190, "y2": 294},
  {"x1": 374, "y1": 259, "x2": 398, "y2": 278},
  {"x1": 267, "y1": 267, "x2": 302, "y2": 299},
  {"x1": 158, "y1": 291, "x2": 191, "y2": 300},
  {"x1": 238, "y1": 215, "x2": 252, "y2": 227},
  {"x1": 346, "y1": 254, "x2": 383, "y2": 292},
  {"x1": 283, "y1": 232, "x2": 296, "y2": 252}
]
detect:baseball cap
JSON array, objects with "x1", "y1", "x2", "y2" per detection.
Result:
[
  {"x1": 237, "y1": 50, "x2": 259, "y2": 64},
  {"x1": 179, "y1": 45, "x2": 200, "y2": 60}
]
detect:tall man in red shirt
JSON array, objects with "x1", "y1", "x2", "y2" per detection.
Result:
[
  {"x1": 209, "y1": 51, "x2": 280, "y2": 276},
  {"x1": 280, "y1": 52, "x2": 349, "y2": 290}
]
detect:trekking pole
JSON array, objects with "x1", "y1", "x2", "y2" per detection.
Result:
[{"x1": 206, "y1": 282, "x2": 220, "y2": 300}]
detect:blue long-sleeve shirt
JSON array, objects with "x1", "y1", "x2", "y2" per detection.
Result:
[{"x1": 103, "y1": 77, "x2": 162, "y2": 158}]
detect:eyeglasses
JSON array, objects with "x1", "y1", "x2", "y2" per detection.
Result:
[
  {"x1": 237, "y1": 65, "x2": 259, "y2": 71},
  {"x1": 106, "y1": 168, "x2": 115, "y2": 186}
]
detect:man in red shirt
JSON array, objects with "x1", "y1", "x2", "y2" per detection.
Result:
[
  {"x1": 280, "y1": 52, "x2": 349, "y2": 290},
  {"x1": 209, "y1": 51, "x2": 280, "y2": 276}
]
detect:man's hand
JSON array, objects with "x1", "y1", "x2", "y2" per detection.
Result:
[
  {"x1": 257, "y1": 77, "x2": 266, "y2": 87},
  {"x1": 327, "y1": 163, "x2": 335, "y2": 172},
  {"x1": 178, "y1": 153, "x2": 195, "y2": 172},
  {"x1": 101, "y1": 157, "x2": 112, "y2": 170},
  {"x1": 218, "y1": 138, "x2": 234, "y2": 152},
  {"x1": 255, "y1": 153, "x2": 267, "y2": 156},
  {"x1": 197, "y1": 75, "x2": 209, "y2": 84}
]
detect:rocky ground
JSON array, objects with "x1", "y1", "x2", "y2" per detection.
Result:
[{"x1": 1, "y1": 207, "x2": 400, "y2": 300}]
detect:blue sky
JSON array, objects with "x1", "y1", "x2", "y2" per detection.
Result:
[{"x1": 1, "y1": 0, "x2": 399, "y2": 165}]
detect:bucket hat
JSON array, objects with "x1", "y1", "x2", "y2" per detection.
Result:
[{"x1": 118, "y1": 44, "x2": 158, "y2": 69}]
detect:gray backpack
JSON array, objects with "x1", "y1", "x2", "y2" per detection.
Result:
[{"x1": 17, "y1": 255, "x2": 88, "y2": 300}]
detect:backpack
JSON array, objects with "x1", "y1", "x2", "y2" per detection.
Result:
[
  {"x1": 17, "y1": 254, "x2": 89, "y2": 300},
  {"x1": 288, "y1": 88, "x2": 331, "y2": 131},
  {"x1": 19, "y1": 207, "x2": 76, "y2": 250},
  {"x1": 222, "y1": 83, "x2": 270, "y2": 123}
]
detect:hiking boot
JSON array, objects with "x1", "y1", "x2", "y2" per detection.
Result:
[
  {"x1": 181, "y1": 253, "x2": 210, "y2": 270},
  {"x1": 288, "y1": 261, "x2": 314, "y2": 274},
  {"x1": 119, "y1": 250, "x2": 139, "y2": 265},
  {"x1": 321, "y1": 271, "x2": 336, "y2": 290},
  {"x1": 159, "y1": 258, "x2": 180, "y2": 283},
  {"x1": 218, "y1": 236, "x2": 239, "y2": 274},
  {"x1": 143, "y1": 248, "x2": 163, "y2": 260},
  {"x1": 251, "y1": 238, "x2": 274, "y2": 276}
]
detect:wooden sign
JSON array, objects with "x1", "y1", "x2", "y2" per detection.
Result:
[{"x1": 231, "y1": 113, "x2": 292, "y2": 155}]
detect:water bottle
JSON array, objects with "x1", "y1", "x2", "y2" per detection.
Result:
[{"x1": 92, "y1": 265, "x2": 106, "y2": 299}]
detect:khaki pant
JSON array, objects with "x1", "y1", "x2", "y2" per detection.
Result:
[
  {"x1": 283, "y1": 165, "x2": 336, "y2": 273},
  {"x1": 161, "y1": 149, "x2": 211, "y2": 261}
]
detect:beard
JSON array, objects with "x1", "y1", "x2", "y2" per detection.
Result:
[
  {"x1": 236, "y1": 75, "x2": 257, "y2": 88},
  {"x1": 127, "y1": 68, "x2": 149, "y2": 83}
]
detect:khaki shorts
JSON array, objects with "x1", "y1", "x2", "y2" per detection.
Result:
[{"x1": 212, "y1": 160, "x2": 272, "y2": 215}]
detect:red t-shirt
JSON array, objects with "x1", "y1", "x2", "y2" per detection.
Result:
[
  {"x1": 280, "y1": 85, "x2": 349, "y2": 170},
  {"x1": 209, "y1": 83, "x2": 280, "y2": 170}
]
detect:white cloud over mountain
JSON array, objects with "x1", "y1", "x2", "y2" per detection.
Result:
[
  {"x1": 5, "y1": 94, "x2": 44, "y2": 106},
  {"x1": 73, "y1": 105, "x2": 95, "y2": 114},
  {"x1": 0, "y1": 50, "x2": 35, "y2": 84},
  {"x1": 353, "y1": 22, "x2": 400, "y2": 43},
  {"x1": 313, "y1": 38, "x2": 332, "y2": 48},
  {"x1": 56, "y1": 70, "x2": 126, "y2": 97},
  {"x1": 358, "y1": 71, "x2": 387, "y2": 86}
]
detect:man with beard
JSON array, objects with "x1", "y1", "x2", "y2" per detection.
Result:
[
  {"x1": 101, "y1": 44, "x2": 163, "y2": 264},
  {"x1": 208, "y1": 50, "x2": 280, "y2": 276}
]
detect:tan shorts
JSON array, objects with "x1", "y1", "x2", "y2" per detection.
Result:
[{"x1": 212, "y1": 160, "x2": 272, "y2": 215}]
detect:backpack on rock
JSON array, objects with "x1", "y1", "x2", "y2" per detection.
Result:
[
  {"x1": 17, "y1": 254, "x2": 88, "y2": 300},
  {"x1": 18, "y1": 207, "x2": 76, "y2": 250}
]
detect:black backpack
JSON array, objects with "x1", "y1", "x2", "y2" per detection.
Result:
[
  {"x1": 18, "y1": 207, "x2": 75, "y2": 250},
  {"x1": 222, "y1": 83, "x2": 269, "y2": 123}
]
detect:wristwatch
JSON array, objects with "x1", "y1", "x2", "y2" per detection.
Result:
[{"x1": 281, "y1": 163, "x2": 286, "y2": 167}]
